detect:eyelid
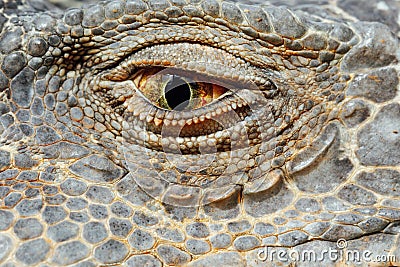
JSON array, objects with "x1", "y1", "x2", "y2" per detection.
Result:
[{"x1": 103, "y1": 43, "x2": 275, "y2": 91}]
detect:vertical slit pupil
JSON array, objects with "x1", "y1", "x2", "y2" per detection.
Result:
[{"x1": 165, "y1": 76, "x2": 191, "y2": 111}]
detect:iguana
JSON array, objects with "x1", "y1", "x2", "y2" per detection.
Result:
[{"x1": 0, "y1": 0, "x2": 399, "y2": 266}]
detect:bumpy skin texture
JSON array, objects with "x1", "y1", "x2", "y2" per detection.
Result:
[{"x1": 0, "y1": 0, "x2": 399, "y2": 266}]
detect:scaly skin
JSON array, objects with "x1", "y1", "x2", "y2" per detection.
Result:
[{"x1": 0, "y1": 0, "x2": 399, "y2": 266}]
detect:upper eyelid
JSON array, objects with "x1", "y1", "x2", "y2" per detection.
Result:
[{"x1": 102, "y1": 43, "x2": 276, "y2": 90}]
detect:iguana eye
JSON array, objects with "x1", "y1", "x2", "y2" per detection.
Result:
[
  {"x1": 95, "y1": 43, "x2": 276, "y2": 154},
  {"x1": 132, "y1": 68, "x2": 228, "y2": 111}
]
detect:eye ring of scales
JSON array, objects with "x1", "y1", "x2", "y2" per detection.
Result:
[{"x1": 0, "y1": 0, "x2": 399, "y2": 266}]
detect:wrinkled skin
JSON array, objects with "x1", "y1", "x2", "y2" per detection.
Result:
[{"x1": 0, "y1": 0, "x2": 399, "y2": 266}]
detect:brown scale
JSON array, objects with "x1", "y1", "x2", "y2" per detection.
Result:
[{"x1": 145, "y1": 105, "x2": 251, "y2": 137}]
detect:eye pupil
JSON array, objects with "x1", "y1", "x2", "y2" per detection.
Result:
[{"x1": 165, "y1": 75, "x2": 191, "y2": 111}]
